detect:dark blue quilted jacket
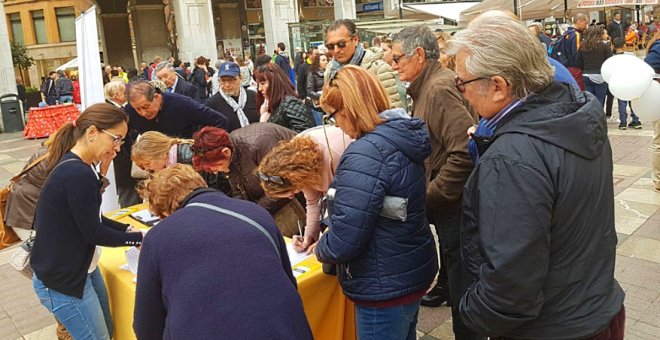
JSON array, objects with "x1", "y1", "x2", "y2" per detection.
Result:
[{"x1": 315, "y1": 108, "x2": 438, "y2": 302}]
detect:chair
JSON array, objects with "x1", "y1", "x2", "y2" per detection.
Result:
[
  {"x1": 639, "y1": 32, "x2": 648, "y2": 52},
  {"x1": 626, "y1": 36, "x2": 639, "y2": 55}
]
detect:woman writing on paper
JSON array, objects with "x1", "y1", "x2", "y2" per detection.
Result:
[
  {"x1": 314, "y1": 66, "x2": 437, "y2": 340},
  {"x1": 257, "y1": 125, "x2": 353, "y2": 253},
  {"x1": 134, "y1": 164, "x2": 312, "y2": 339},
  {"x1": 30, "y1": 104, "x2": 145, "y2": 340}
]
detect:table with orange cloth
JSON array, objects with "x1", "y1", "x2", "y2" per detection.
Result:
[
  {"x1": 24, "y1": 104, "x2": 80, "y2": 139},
  {"x1": 99, "y1": 204, "x2": 356, "y2": 340}
]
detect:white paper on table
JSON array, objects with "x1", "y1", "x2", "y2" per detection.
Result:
[
  {"x1": 130, "y1": 209, "x2": 160, "y2": 224},
  {"x1": 125, "y1": 247, "x2": 140, "y2": 274},
  {"x1": 286, "y1": 243, "x2": 313, "y2": 267}
]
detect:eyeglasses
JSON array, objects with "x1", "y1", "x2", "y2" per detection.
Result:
[
  {"x1": 325, "y1": 37, "x2": 353, "y2": 51},
  {"x1": 391, "y1": 53, "x2": 408, "y2": 64},
  {"x1": 257, "y1": 171, "x2": 285, "y2": 185},
  {"x1": 101, "y1": 130, "x2": 124, "y2": 146},
  {"x1": 454, "y1": 76, "x2": 489, "y2": 93}
]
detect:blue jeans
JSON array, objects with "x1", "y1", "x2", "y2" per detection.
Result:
[
  {"x1": 33, "y1": 268, "x2": 113, "y2": 340},
  {"x1": 311, "y1": 107, "x2": 324, "y2": 126},
  {"x1": 583, "y1": 77, "x2": 608, "y2": 107},
  {"x1": 355, "y1": 300, "x2": 421, "y2": 340},
  {"x1": 59, "y1": 95, "x2": 73, "y2": 104},
  {"x1": 618, "y1": 99, "x2": 640, "y2": 126}
]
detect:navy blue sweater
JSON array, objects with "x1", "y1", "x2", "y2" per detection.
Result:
[
  {"x1": 31, "y1": 153, "x2": 143, "y2": 298},
  {"x1": 125, "y1": 92, "x2": 229, "y2": 138},
  {"x1": 134, "y1": 189, "x2": 312, "y2": 340}
]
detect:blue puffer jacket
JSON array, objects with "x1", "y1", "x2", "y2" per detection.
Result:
[{"x1": 315, "y1": 108, "x2": 438, "y2": 302}]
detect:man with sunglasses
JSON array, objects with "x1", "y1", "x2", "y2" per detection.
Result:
[
  {"x1": 323, "y1": 19, "x2": 403, "y2": 109},
  {"x1": 391, "y1": 25, "x2": 480, "y2": 340},
  {"x1": 447, "y1": 13, "x2": 624, "y2": 339}
]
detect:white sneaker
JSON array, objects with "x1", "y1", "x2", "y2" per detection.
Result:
[{"x1": 609, "y1": 116, "x2": 620, "y2": 124}]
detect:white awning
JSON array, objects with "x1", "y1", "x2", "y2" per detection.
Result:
[
  {"x1": 56, "y1": 57, "x2": 78, "y2": 71},
  {"x1": 404, "y1": 2, "x2": 481, "y2": 22}
]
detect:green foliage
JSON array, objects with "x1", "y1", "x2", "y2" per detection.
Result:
[{"x1": 11, "y1": 41, "x2": 35, "y2": 70}]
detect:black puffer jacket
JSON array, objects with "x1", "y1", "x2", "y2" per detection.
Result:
[
  {"x1": 460, "y1": 82, "x2": 624, "y2": 338},
  {"x1": 306, "y1": 69, "x2": 325, "y2": 100},
  {"x1": 177, "y1": 144, "x2": 231, "y2": 194},
  {"x1": 268, "y1": 96, "x2": 314, "y2": 133}
]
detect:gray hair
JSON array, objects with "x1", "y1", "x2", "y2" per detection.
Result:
[
  {"x1": 104, "y1": 80, "x2": 126, "y2": 101},
  {"x1": 447, "y1": 14, "x2": 553, "y2": 99},
  {"x1": 127, "y1": 81, "x2": 157, "y2": 102},
  {"x1": 392, "y1": 25, "x2": 440, "y2": 61},
  {"x1": 154, "y1": 61, "x2": 173, "y2": 74}
]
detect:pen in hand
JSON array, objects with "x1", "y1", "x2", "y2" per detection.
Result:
[{"x1": 294, "y1": 220, "x2": 305, "y2": 253}]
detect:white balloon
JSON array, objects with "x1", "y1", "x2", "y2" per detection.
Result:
[
  {"x1": 631, "y1": 81, "x2": 660, "y2": 122},
  {"x1": 607, "y1": 63, "x2": 654, "y2": 101},
  {"x1": 601, "y1": 54, "x2": 642, "y2": 83}
]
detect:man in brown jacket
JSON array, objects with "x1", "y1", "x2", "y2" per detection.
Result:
[{"x1": 393, "y1": 25, "x2": 481, "y2": 340}]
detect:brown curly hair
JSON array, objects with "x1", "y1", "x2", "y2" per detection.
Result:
[
  {"x1": 138, "y1": 164, "x2": 208, "y2": 217},
  {"x1": 256, "y1": 136, "x2": 323, "y2": 196}
]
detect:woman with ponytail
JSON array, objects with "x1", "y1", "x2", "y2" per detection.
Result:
[{"x1": 30, "y1": 103, "x2": 145, "y2": 340}]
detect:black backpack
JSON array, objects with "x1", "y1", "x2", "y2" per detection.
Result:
[{"x1": 548, "y1": 29, "x2": 578, "y2": 66}]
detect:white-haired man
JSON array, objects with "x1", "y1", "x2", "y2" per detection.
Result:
[
  {"x1": 447, "y1": 12, "x2": 624, "y2": 339},
  {"x1": 154, "y1": 62, "x2": 199, "y2": 102},
  {"x1": 391, "y1": 25, "x2": 480, "y2": 340}
]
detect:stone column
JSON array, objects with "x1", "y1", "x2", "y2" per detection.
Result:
[
  {"x1": 170, "y1": 0, "x2": 218, "y2": 64},
  {"x1": 262, "y1": 0, "x2": 299, "y2": 54},
  {"x1": 100, "y1": 13, "x2": 136, "y2": 68},
  {"x1": 0, "y1": 0, "x2": 18, "y2": 130},
  {"x1": 129, "y1": 3, "x2": 171, "y2": 64},
  {"x1": 334, "y1": 0, "x2": 356, "y2": 20}
]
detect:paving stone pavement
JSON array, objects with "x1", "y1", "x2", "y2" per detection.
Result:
[{"x1": 0, "y1": 118, "x2": 659, "y2": 339}]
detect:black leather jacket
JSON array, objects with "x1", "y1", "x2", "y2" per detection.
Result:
[
  {"x1": 268, "y1": 96, "x2": 314, "y2": 133},
  {"x1": 306, "y1": 69, "x2": 325, "y2": 101}
]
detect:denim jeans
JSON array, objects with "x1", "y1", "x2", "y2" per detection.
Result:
[
  {"x1": 33, "y1": 268, "x2": 113, "y2": 340},
  {"x1": 429, "y1": 210, "x2": 484, "y2": 340},
  {"x1": 355, "y1": 300, "x2": 421, "y2": 340},
  {"x1": 310, "y1": 107, "x2": 324, "y2": 126},
  {"x1": 583, "y1": 77, "x2": 607, "y2": 107},
  {"x1": 618, "y1": 99, "x2": 640, "y2": 126},
  {"x1": 59, "y1": 95, "x2": 73, "y2": 104}
]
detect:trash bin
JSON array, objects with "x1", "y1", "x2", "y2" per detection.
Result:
[{"x1": 0, "y1": 93, "x2": 24, "y2": 133}]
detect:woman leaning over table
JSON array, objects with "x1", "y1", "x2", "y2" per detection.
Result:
[
  {"x1": 131, "y1": 131, "x2": 231, "y2": 194},
  {"x1": 314, "y1": 65, "x2": 437, "y2": 340},
  {"x1": 30, "y1": 103, "x2": 145, "y2": 340},
  {"x1": 257, "y1": 124, "x2": 353, "y2": 253},
  {"x1": 134, "y1": 164, "x2": 312, "y2": 339}
]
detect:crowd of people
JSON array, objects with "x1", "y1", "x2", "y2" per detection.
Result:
[{"x1": 7, "y1": 10, "x2": 660, "y2": 340}]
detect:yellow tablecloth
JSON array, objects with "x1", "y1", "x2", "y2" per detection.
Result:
[{"x1": 99, "y1": 205, "x2": 356, "y2": 340}]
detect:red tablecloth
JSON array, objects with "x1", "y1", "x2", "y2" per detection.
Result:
[{"x1": 24, "y1": 104, "x2": 80, "y2": 139}]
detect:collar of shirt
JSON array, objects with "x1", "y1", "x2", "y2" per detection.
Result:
[
  {"x1": 483, "y1": 99, "x2": 524, "y2": 131},
  {"x1": 172, "y1": 76, "x2": 179, "y2": 91}
]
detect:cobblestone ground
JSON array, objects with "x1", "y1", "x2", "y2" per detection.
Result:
[{"x1": 1, "y1": 118, "x2": 659, "y2": 339}]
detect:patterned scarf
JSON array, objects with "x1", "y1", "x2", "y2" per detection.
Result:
[
  {"x1": 328, "y1": 43, "x2": 366, "y2": 80},
  {"x1": 220, "y1": 86, "x2": 250, "y2": 128}
]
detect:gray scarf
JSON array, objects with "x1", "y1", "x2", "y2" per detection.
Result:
[
  {"x1": 220, "y1": 87, "x2": 249, "y2": 128},
  {"x1": 328, "y1": 43, "x2": 366, "y2": 80}
]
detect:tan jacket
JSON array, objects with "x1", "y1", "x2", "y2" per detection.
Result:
[
  {"x1": 408, "y1": 62, "x2": 477, "y2": 213},
  {"x1": 325, "y1": 48, "x2": 403, "y2": 109}
]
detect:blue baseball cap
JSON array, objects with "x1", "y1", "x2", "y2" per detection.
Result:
[{"x1": 218, "y1": 62, "x2": 240, "y2": 78}]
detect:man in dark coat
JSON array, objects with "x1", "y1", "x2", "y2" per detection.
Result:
[
  {"x1": 125, "y1": 81, "x2": 228, "y2": 138},
  {"x1": 448, "y1": 12, "x2": 625, "y2": 339},
  {"x1": 274, "y1": 42, "x2": 294, "y2": 85},
  {"x1": 41, "y1": 71, "x2": 58, "y2": 105},
  {"x1": 206, "y1": 62, "x2": 259, "y2": 131},
  {"x1": 154, "y1": 62, "x2": 199, "y2": 102},
  {"x1": 607, "y1": 12, "x2": 628, "y2": 40}
]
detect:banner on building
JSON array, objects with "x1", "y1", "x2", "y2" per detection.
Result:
[{"x1": 577, "y1": 0, "x2": 658, "y2": 8}]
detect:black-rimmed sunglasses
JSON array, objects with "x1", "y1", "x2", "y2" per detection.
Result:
[
  {"x1": 257, "y1": 171, "x2": 285, "y2": 185},
  {"x1": 325, "y1": 38, "x2": 351, "y2": 51}
]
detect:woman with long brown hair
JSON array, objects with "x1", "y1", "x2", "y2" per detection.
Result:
[
  {"x1": 577, "y1": 25, "x2": 613, "y2": 105},
  {"x1": 255, "y1": 63, "x2": 314, "y2": 133},
  {"x1": 31, "y1": 103, "x2": 145, "y2": 340}
]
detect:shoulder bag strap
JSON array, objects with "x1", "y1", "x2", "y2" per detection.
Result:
[
  {"x1": 10, "y1": 153, "x2": 49, "y2": 183},
  {"x1": 187, "y1": 202, "x2": 282, "y2": 263}
]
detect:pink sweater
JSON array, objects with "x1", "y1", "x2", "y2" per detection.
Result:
[{"x1": 298, "y1": 126, "x2": 353, "y2": 240}]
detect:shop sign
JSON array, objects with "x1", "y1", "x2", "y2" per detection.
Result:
[{"x1": 577, "y1": 0, "x2": 657, "y2": 7}]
